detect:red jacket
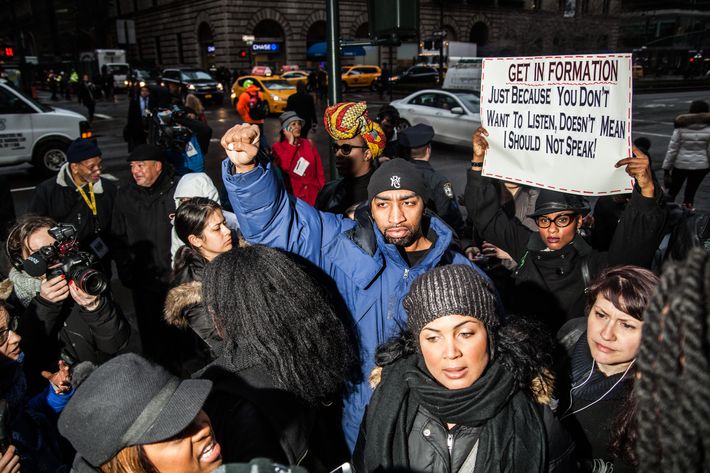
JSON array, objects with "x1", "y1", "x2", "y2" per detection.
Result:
[{"x1": 271, "y1": 137, "x2": 325, "y2": 206}]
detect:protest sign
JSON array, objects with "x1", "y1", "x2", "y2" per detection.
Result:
[{"x1": 480, "y1": 53, "x2": 633, "y2": 195}]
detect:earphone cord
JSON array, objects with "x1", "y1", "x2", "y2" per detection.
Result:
[{"x1": 560, "y1": 358, "x2": 636, "y2": 420}]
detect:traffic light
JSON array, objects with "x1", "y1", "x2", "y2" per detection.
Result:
[
  {"x1": 0, "y1": 46, "x2": 14, "y2": 58},
  {"x1": 239, "y1": 50, "x2": 247, "y2": 58}
]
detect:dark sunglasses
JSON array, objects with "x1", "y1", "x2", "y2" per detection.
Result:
[
  {"x1": 0, "y1": 317, "x2": 19, "y2": 345},
  {"x1": 331, "y1": 143, "x2": 368, "y2": 155},
  {"x1": 534, "y1": 213, "x2": 577, "y2": 229}
]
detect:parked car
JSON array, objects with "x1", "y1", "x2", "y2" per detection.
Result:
[
  {"x1": 161, "y1": 67, "x2": 224, "y2": 104},
  {"x1": 390, "y1": 89, "x2": 481, "y2": 148},
  {"x1": 389, "y1": 65, "x2": 440, "y2": 89},
  {"x1": 0, "y1": 79, "x2": 92, "y2": 174},
  {"x1": 281, "y1": 70, "x2": 309, "y2": 86},
  {"x1": 341, "y1": 65, "x2": 381, "y2": 90},
  {"x1": 230, "y1": 75, "x2": 296, "y2": 115}
]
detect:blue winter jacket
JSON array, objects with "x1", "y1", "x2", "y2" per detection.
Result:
[{"x1": 223, "y1": 159, "x2": 486, "y2": 449}]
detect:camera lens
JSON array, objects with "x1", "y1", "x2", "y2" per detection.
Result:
[{"x1": 72, "y1": 268, "x2": 108, "y2": 296}]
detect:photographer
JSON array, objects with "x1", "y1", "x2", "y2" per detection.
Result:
[
  {"x1": 5, "y1": 216, "x2": 129, "y2": 394},
  {"x1": 147, "y1": 106, "x2": 213, "y2": 176}
]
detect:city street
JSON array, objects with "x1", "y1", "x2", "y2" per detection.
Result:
[{"x1": 3, "y1": 88, "x2": 707, "y2": 215}]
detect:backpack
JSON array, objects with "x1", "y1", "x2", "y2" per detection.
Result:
[{"x1": 248, "y1": 92, "x2": 269, "y2": 120}]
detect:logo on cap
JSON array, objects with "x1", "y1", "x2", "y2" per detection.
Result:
[{"x1": 390, "y1": 176, "x2": 401, "y2": 189}]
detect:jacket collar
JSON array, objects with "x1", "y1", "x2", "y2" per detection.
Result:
[{"x1": 56, "y1": 163, "x2": 104, "y2": 193}]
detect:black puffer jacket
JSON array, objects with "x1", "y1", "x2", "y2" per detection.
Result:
[
  {"x1": 465, "y1": 170, "x2": 666, "y2": 332},
  {"x1": 111, "y1": 167, "x2": 179, "y2": 290},
  {"x1": 163, "y1": 254, "x2": 222, "y2": 373}
]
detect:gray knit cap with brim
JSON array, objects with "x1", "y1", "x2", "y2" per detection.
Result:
[
  {"x1": 58, "y1": 353, "x2": 212, "y2": 467},
  {"x1": 403, "y1": 264, "x2": 500, "y2": 339}
]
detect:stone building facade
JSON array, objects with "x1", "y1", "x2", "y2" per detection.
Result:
[{"x1": 115, "y1": 0, "x2": 622, "y2": 71}]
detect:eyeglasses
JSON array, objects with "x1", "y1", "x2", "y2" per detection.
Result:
[
  {"x1": 331, "y1": 143, "x2": 369, "y2": 156},
  {"x1": 534, "y1": 213, "x2": 577, "y2": 229},
  {"x1": 80, "y1": 161, "x2": 103, "y2": 172},
  {"x1": 0, "y1": 317, "x2": 18, "y2": 345}
]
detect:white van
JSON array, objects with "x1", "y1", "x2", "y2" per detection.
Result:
[
  {"x1": 442, "y1": 58, "x2": 483, "y2": 93},
  {"x1": 0, "y1": 79, "x2": 91, "y2": 174}
]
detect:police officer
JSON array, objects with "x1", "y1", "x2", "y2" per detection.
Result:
[{"x1": 399, "y1": 124, "x2": 464, "y2": 236}]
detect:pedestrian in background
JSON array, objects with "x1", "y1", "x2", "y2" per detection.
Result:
[
  {"x1": 662, "y1": 99, "x2": 710, "y2": 211},
  {"x1": 271, "y1": 111, "x2": 325, "y2": 206},
  {"x1": 77, "y1": 74, "x2": 96, "y2": 123},
  {"x1": 285, "y1": 81, "x2": 317, "y2": 135}
]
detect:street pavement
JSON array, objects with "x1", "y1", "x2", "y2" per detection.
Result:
[{"x1": 4, "y1": 88, "x2": 710, "y2": 216}]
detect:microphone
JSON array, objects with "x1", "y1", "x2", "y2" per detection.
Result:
[{"x1": 22, "y1": 252, "x2": 48, "y2": 277}]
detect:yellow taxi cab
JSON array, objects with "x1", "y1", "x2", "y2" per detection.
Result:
[
  {"x1": 281, "y1": 70, "x2": 309, "y2": 86},
  {"x1": 341, "y1": 65, "x2": 382, "y2": 90},
  {"x1": 231, "y1": 75, "x2": 297, "y2": 115}
]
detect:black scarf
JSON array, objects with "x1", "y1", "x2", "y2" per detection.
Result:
[{"x1": 359, "y1": 355, "x2": 547, "y2": 473}]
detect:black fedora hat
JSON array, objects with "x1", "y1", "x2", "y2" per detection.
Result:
[{"x1": 527, "y1": 189, "x2": 590, "y2": 218}]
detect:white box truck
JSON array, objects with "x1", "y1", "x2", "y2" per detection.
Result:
[{"x1": 79, "y1": 49, "x2": 130, "y2": 90}]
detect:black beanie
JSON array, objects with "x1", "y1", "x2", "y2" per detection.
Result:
[
  {"x1": 67, "y1": 138, "x2": 101, "y2": 163},
  {"x1": 403, "y1": 265, "x2": 499, "y2": 339},
  {"x1": 127, "y1": 143, "x2": 165, "y2": 162},
  {"x1": 367, "y1": 158, "x2": 426, "y2": 201}
]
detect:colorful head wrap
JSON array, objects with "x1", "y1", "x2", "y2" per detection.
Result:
[{"x1": 323, "y1": 102, "x2": 386, "y2": 159}]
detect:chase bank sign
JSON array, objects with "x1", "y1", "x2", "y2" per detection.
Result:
[{"x1": 251, "y1": 42, "x2": 281, "y2": 53}]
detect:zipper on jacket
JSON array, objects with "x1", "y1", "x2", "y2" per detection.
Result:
[
  {"x1": 447, "y1": 433, "x2": 453, "y2": 455},
  {"x1": 296, "y1": 448, "x2": 309, "y2": 465},
  {"x1": 403, "y1": 268, "x2": 409, "y2": 280}
]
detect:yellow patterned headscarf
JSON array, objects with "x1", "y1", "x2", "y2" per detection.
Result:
[{"x1": 324, "y1": 102, "x2": 386, "y2": 159}]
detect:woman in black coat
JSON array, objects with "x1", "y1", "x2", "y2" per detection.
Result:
[
  {"x1": 354, "y1": 264, "x2": 576, "y2": 473},
  {"x1": 556, "y1": 265, "x2": 658, "y2": 472},
  {"x1": 196, "y1": 244, "x2": 357, "y2": 473},
  {"x1": 163, "y1": 197, "x2": 233, "y2": 374},
  {"x1": 465, "y1": 127, "x2": 666, "y2": 333}
]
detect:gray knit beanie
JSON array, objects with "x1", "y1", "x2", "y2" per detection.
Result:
[{"x1": 403, "y1": 265, "x2": 499, "y2": 338}]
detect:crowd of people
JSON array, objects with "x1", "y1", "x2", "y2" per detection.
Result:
[{"x1": 1, "y1": 87, "x2": 710, "y2": 473}]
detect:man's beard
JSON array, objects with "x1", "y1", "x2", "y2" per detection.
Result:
[{"x1": 384, "y1": 224, "x2": 422, "y2": 247}]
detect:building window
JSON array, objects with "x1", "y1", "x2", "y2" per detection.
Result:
[
  {"x1": 177, "y1": 33, "x2": 184, "y2": 63},
  {"x1": 155, "y1": 36, "x2": 162, "y2": 64}
]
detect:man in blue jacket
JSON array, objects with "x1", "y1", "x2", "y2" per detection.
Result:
[{"x1": 221, "y1": 107, "x2": 486, "y2": 450}]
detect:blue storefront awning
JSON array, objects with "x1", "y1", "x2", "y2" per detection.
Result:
[{"x1": 307, "y1": 42, "x2": 367, "y2": 58}]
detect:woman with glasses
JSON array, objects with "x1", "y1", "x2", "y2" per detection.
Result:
[
  {"x1": 465, "y1": 127, "x2": 666, "y2": 333},
  {"x1": 0, "y1": 299, "x2": 74, "y2": 472},
  {"x1": 271, "y1": 111, "x2": 325, "y2": 206}
]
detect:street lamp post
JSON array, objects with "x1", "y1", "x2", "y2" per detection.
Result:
[{"x1": 325, "y1": 0, "x2": 343, "y2": 179}]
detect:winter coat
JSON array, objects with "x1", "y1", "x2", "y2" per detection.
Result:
[
  {"x1": 237, "y1": 85, "x2": 265, "y2": 124},
  {"x1": 15, "y1": 285, "x2": 130, "y2": 395},
  {"x1": 195, "y1": 354, "x2": 349, "y2": 473},
  {"x1": 111, "y1": 167, "x2": 180, "y2": 290},
  {"x1": 272, "y1": 138, "x2": 325, "y2": 206},
  {"x1": 353, "y1": 339, "x2": 576, "y2": 473},
  {"x1": 662, "y1": 112, "x2": 710, "y2": 170},
  {"x1": 163, "y1": 254, "x2": 222, "y2": 366},
  {"x1": 556, "y1": 319, "x2": 636, "y2": 473},
  {"x1": 464, "y1": 170, "x2": 666, "y2": 333},
  {"x1": 222, "y1": 159, "x2": 486, "y2": 449},
  {"x1": 29, "y1": 164, "x2": 117, "y2": 256}
]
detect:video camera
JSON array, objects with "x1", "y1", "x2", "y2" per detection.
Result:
[
  {"x1": 146, "y1": 106, "x2": 194, "y2": 152},
  {"x1": 22, "y1": 223, "x2": 108, "y2": 296}
]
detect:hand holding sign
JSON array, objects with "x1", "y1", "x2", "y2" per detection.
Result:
[
  {"x1": 472, "y1": 127, "x2": 490, "y2": 164},
  {"x1": 615, "y1": 145, "x2": 655, "y2": 198}
]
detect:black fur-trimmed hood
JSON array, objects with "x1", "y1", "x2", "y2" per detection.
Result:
[
  {"x1": 163, "y1": 281, "x2": 202, "y2": 328},
  {"x1": 674, "y1": 112, "x2": 710, "y2": 129}
]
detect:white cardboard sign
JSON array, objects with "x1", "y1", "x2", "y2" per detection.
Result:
[{"x1": 480, "y1": 53, "x2": 633, "y2": 195}]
